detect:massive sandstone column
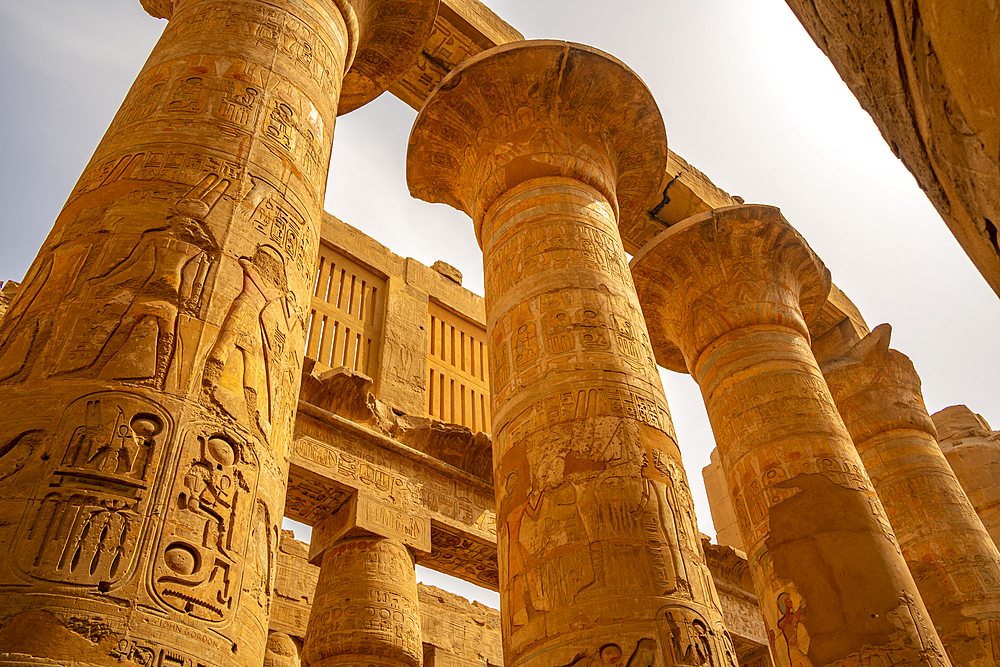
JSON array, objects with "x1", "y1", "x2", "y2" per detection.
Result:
[
  {"x1": 304, "y1": 537, "x2": 422, "y2": 667},
  {"x1": 631, "y1": 204, "x2": 951, "y2": 667},
  {"x1": 302, "y1": 489, "x2": 429, "y2": 667},
  {"x1": 933, "y1": 406, "x2": 1000, "y2": 549},
  {"x1": 407, "y1": 40, "x2": 738, "y2": 667},
  {"x1": 0, "y1": 1, "x2": 435, "y2": 665},
  {"x1": 823, "y1": 325, "x2": 1000, "y2": 667}
]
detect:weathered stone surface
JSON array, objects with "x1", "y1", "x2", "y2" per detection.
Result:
[
  {"x1": 703, "y1": 448, "x2": 745, "y2": 551},
  {"x1": 304, "y1": 536, "x2": 423, "y2": 667},
  {"x1": 432, "y1": 261, "x2": 463, "y2": 286},
  {"x1": 419, "y1": 585, "x2": 502, "y2": 667},
  {"x1": 0, "y1": 0, "x2": 435, "y2": 664},
  {"x1": 409, "y1": 39, "x2": 737, "y2": 667},
  {"x1": 632, "y1": 204, "x2": 950, "y2": 667},
  {"x1": 288, "y1": 404, "x2": 498, "y2": 590},
  {"x1": 701, "y1": 539, "x2": 771, "y2": 666},
  {"x1": 270, "y1": 530, "x2": 320, "y2": 639},
  {"x1": 824, "y1": 324, "x2": 1000, "y2": 667},
  {"x1": 393, "y1": 414, "x2": 492, "y2": 480},
  {"x1": 264, "y1": 632, "x2": 302, "y2": 667},
  {"x1": 0, "y1": 281, "x2": 19, "y2": 324},
  {"x1": 783, "y1": 0, "x2": 1000, "y2": 297},
  {"x1": 933, "y1": 406, "x2": 1000, "y2": 550}
]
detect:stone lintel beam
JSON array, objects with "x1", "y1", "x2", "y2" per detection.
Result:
[
  {"x1": 631, "y1": 204, "x2": 951, "y2": 667},
  {"x1": 309, "y1": 491, "x2": 432, "y2": 564},
  {"x1": 823, "y1": 324, "x2": 1000, "y2": 666},
  {"x1": 289, "y1": 402, "x2": 499, "y2": 590}
]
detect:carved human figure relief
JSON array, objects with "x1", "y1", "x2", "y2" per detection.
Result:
[
  {"x1": 202, "y1": 244, "x2": 293, "y2": 441},
  {"x1": 52, "y1": 175, "x2": 228, "y2": 387},
  {"x1": 151, "y1": 426, "x2": 258, "y2": 621},
  {"x1": 11, "y1": 392, "x2": 171, "y2": 587}
]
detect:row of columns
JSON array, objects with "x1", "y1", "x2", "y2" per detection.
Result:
[
  {"x1": 0, "y1": 4, "x2": 996, "y2": 667},
  {"x1": 0, "y1": 0, "x2": 436, "y2": 665}
]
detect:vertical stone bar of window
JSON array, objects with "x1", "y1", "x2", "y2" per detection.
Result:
[
  {"x1": 631, "y1": 204, "x2": 951, "y2": 667},
  {"x1": 0, "y1": 0, "x2": 436, "y2": 665},
  {"x1": 407, "y1": 40, "x2": 738, "y2": 667},
  {"x1": 823, "y1": 324, "x2": 1000, "y2": 667}
]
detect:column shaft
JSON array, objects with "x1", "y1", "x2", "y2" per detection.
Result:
[
  {"x1": 0, "y1": 0, "x2": 435, "y2": 663},
  {"x1": 486, "y1": 176, "x2": 730, "y2": 667},
  {"x1": 304, "y1": 536, "x2": 422, "y2": 667},
  {"x1": 631, "y1": 205, "x2": 952, "y2": 667},
  {"x1": 824, "y1": 330, "x2": 1000, "y2": 667},
  {"x1": 407, "y1": 40, "x2": 738, "y2": 667}
]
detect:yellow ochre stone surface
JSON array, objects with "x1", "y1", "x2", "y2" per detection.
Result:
[
  {"x1": 408, "y1": 39, "x2": 738, "y2": 667},
  {"x1": 2, "y1": 2, "x2": 994, "y2": 667},
  {"x1": 632, "y1": 204, "x2": 951, "y2": 667},
  {"x1": 933, "y1": 406, "x2": 1000, "y2": 552},
  {"x1": 0, "y1": 0, "x2": 435, "y2": 664},
  {"x1": 823, "y1": 324, "x2": 1000, "y2": 667}
]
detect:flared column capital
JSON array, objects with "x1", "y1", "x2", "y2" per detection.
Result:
[
  {"x1": 140, "y1": 0, "x2": 438, "y2": 116},
  {"x1": 405, "y1": 40, "x2": 667, "y2": 248},
  {"x1": 823, "y1": 324, "x2": 938, "y2": 442},
  {"x1": 630, "y1": 204, "x2": 831, "y2": 373}
]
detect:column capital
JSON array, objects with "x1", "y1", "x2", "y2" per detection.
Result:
[
  {"x1": 140, "y1": 0, "x2": 174, "y2": 19},
  {"x1": 338, "y1": 0, "x2": 440, "y2": 115},
  {"x1": 823, "y1": 323, "x2": 938, "y2": 442},
  {"x1": 140, "y1": 0, "x2": 439, "y2": 116},
  {"x1": 630, "y1": 204, "x2": 831, "y2": 373},
  {"x1": 406, "y1": 40, "x2": 667, "y2": 248}
]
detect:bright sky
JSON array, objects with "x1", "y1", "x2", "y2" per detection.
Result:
[{"x1": 2, "y1": 0, "x2": 997, "y2": 609}]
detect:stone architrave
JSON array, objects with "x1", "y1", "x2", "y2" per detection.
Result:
[
  {"x1": 933, "y1": 405, "x2": 1000, "y2": 549},
  {"x1": 407, "y1": 40, "x2": 738, "y2": 667},
  {"x1": 823, "y1": 325, "x2": 1000, "y2": 666},
  {"x1": 0, "y1": 1, "x2": 436, "y2": 666},
  {"x1": 631, "y1": 204, "x2": 951, "y2": 667}
]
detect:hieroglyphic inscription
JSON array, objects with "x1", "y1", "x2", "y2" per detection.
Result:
[
  {"x1": 290, "y1": 425, "x2": 496, "y2": 543},
  {"x1": 151, "y1": 425, "x2": 260, "y2": 622},
  {"x1": 11, "y1": 392, "x2": 171, "y2": 588},
  {"x1": 485, "y1": 218, "x2": 633, "y2": 302}
]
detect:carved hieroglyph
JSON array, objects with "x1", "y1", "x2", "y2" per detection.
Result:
[
  {"x1": 0, "y1": 1, "x2": 436, "y2": 666},
  {"x1": 408, "y1": 40, "x2": 736, "y2": 667},
  {"x1": 304, "y1": 536, "x2": 423, "y2": 667},
  {"x1": 933, "y1": 406, "x2": 1000, "y2": 551},
  {"x1": 631, "y1": 204, "x2": 951, "y2": 667},
  {"x1": 823, "y1": 325, "x2": 1000, "y2": 667}
]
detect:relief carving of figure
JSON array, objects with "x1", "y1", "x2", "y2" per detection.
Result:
[
  {"x1": 202, "y1": 244, "x2": 294, "y2": 441},
  {"x1": 53, "y1": 175, "x2": 227, "y2": 389}
]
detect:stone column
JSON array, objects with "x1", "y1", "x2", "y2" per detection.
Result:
[
  {"x1": 407, "y1": 41, "x2": 738, "y2": 667},
  {"x1": 304, "y1": 538, "x2": 422, "y2": 667},
  {"x1": 0, "y1": 1, "x2": 435, "y2": 666},
  {"x1": 303, "y1": 492, "x2": 428, "y2": 667},
  {"x1": 823, "y1": 324, "x2": 1000, "y2": 667},
  {"x1": 631, "y1": 204, "x2": 951, "y2": 667},
  {"x1": 933, "y1": 405, "x2": 1000, "y2": 548}
]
